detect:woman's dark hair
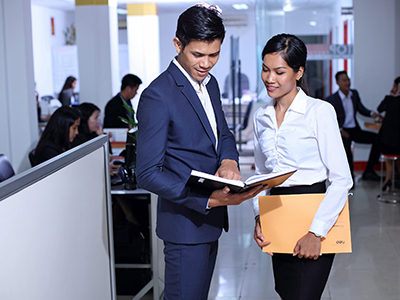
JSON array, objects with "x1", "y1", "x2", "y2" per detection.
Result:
[
  {"x1": 394, "y1": 76, "x2": 400, "y2": 85},
  {"x1": 35, "y1": 106, "x2": 81, "y2": 155},
  {"x1": 176, "y1": 4, "x2": 225, "y2": 50},
  {"x1": 77, "y1": 102, "x2": 100, "y2": 136},
  {"x1": 58, "y1": 76, "x2": 77, "y2": 99},
  {"x1": 262, "y1": 33, "x2": 309, "y2": 94}
]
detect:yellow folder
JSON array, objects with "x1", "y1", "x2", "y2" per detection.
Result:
[{"x1": 259, "y1": 193, "x2": 352, "y2": 254}]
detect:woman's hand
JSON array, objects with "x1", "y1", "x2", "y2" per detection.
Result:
[
  {"x1": 293, "y1": 232, "x2": 321, "y2": 260},
  {"x1": 254, "y1": 215, "x2": 272, "y2": 255}
]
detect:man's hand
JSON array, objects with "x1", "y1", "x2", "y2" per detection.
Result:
[
  {"x1": 254, "y1": 215, "x2": 272, "y2": 255},
  {"x1": 215, "y1": 159, "x2": 241, "y2": 180},
  {"x1": 208, "y1": 184, "x2": 267, "y2": 208},
  {"x1": 293, "y1": 232, "x2": 321, "y2": 260},
  {"x1": 340, "y1": 129, "x2": 350, "y2": 138},
  {"x1": 371, "y1": 112, "x2": 383, "y2": 121}
]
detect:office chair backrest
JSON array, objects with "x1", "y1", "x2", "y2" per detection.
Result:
[
  {"x1": 241, "y1": 100, "x2": 254, "y2": 130},
  {"x1": 29, "y1": 149, "x2": 37, "y2": 167},
  {"x1": 0, "y1": 154, "x2": 15, "y2": 183}
]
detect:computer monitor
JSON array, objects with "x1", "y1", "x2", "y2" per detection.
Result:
[{"x1": 125, "y1": 128, "x2": 137, "y2": 170}]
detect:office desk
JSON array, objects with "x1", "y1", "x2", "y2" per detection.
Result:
[
  {"x1": 111, "y1": 187, "x2": 164, "y2": 300},
  {"x1": 364, "y1": 121, "x2": 382, "y2": 131}
]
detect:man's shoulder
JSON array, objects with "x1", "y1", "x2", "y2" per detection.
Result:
[{"x1": 325, "y1": 91, "x2": 339, "y2": 103}]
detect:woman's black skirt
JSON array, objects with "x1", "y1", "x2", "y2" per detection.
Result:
[{"x1": 270, "y1": 181, "x2": 335, "y2": 300}]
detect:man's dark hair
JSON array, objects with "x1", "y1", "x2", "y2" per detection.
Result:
[
  {"x1": 394, "y1": 76, "x2": 400, "y2": 85},
  {"x1": 121, "y1": 74, "x2": 142, "y2": 91},
  {"x1": 175, "y1": 5, "x2": 225, "y2": 50},
  {"x1": 335, "y1": 71, "x2": 348, "y2": 82}
]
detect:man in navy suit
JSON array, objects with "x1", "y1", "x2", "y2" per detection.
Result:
[
  {"x1": 136, "y1": 4, "x2": 265, "y2": 300},
  {"x1": 326, "y1": 71, "x2": 382, "y2": 181}
]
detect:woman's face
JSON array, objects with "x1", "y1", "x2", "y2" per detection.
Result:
[
  {"x1": 69, "y1": 119, "x2": 80, "y2": 142},
  {"x1": 88, "y1": 110, "x2": 100, "y2": 133},
  {"x1": 261, "y1": 52, "x2": 303, "y2": 102},
  {"x1": 71, "y1": 80, "x2": 77, "y2": 90}
]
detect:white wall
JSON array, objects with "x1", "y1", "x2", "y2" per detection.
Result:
[
  {"x1": 31, "y1": 5, "x2": 75, "y2": 97},
  {"x1": 0, "y1": 0, "x2": 38, "y2": 173},
  {"x1": 352, "y1": 0, "x2": 397, "y2": 162}
]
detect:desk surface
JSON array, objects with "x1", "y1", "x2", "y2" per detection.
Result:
[
  {"x1": 364, "y1": 121, "x2": 382, "y2": 131},
  {"x1": 111, "y1": 186, "x2": 152, "y2": 195}
]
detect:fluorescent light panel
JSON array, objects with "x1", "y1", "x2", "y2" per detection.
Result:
[{"x1": 232, "y1": 4, "x2": 248, "y2": 10}]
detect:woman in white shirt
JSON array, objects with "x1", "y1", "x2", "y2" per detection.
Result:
[{"x1": 252, "y1": 33, "x2": 353, "y2": 300}]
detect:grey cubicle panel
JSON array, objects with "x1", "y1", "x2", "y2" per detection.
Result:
[{"x1": 0, "y1": 135, "x2": 116, "y2": 300}]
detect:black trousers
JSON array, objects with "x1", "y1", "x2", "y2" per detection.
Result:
[
  {"x1": 342, "y1": 126, "x2": 380, "y2": 175},
  {"x1": 270, "y1": 182, "x2": 334, "y2": 300}
]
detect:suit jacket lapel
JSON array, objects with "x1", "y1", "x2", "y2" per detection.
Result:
[{"x1": 168, "y1": 63, "x2": 217, "y2": 149}]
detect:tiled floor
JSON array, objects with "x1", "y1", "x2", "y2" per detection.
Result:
[
  {"x1": 208, "y1": 167, "x2": 400, "y2": 300},
  {"x1": 118, "y1": 165, "x2": 400, "y2": 300}
]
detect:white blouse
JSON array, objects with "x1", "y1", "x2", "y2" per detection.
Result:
[{"x1": 252, "y1": 88, "x2": 353, "y2": 237}]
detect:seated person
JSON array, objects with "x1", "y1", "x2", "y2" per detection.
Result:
[
  {"x1": 58, "y1": 76, "x2": 78, "y2": 106},
  {"x1": 33, "y1": 106, "x2": 81, "y2": 166},
  {"x1": 72, "y1": 102, "x2": 119, "y2": 176},
  {"x1": 377, "y1": 77, "x2": 400, "y2": 191},
  {"x1": 72, "y1": 103, "x2": 103, "y2": 147},
  {"x1": 326, "y1": 71, "x2": 383, "y2": 181},
  {"x1": 103, "y1": 74, "x2": 142, "y2": 129}
]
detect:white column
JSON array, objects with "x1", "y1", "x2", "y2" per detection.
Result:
[
  {"x1": 75, "y1": 0, "x2": 120, "y2": 118},
  {"x1": 0, "y1": 0, "x2": 38, "y2": 172},
  {"x1": 127, "y1": 3, "x2": 160, "y2": 110}
]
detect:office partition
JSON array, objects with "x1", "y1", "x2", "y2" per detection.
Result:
[{"x1": 0, "y1": 135, "x2": 115, "y2": 300}]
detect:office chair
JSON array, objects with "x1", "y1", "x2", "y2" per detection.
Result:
[
  {"x1": 228, "y1": 100, "x2": 254, "y2": 133},
  {"x1": 0, "y1": 154, "x2": 15, "y2": 183},
  {"x1": 29, "y1": 149, "x2": 37, "y2": 167}
]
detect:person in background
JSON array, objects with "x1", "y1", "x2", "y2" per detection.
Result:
[
  {"x1": 325, "y1": 71, "x2": 383, "y2": 181},
  {"x1": 58, "y1": 76, "x2": 77, "y2": 106},
  {"x1": 33, "y1": 106, "x2": 80, "y2": 166},
  {"x1": 253, "y1": 33, "x2": 352, "y2": 300},
  {"x1": 71, "y1": 102, "x2": 103, "y2": 147},
  {"x1": 72, "y1": 102, "x2": 119, "y2": 176},
  {"x1": 136, "y1": 4, "x2": 266, "y2": 299},
  {"x1": 376, "y1": 76, "x2": 400, "y2": 191},
  {"x1": 103, "y1": 74, "x2": 142, "y2": 129}
]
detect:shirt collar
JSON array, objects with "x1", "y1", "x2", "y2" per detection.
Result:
[
  {"x1": 173, "y1": 58, "x2": 211, "y2": 91},
  {"x1": 338, "y1": 89, "x2": 353, "y2": 100},
  {"x1": 264, "y1": 87, "x2": 307, "y2": 116}
]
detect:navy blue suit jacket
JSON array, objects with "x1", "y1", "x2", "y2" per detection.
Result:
[
  {"x1": 325, "y1": 89, "x2": 372, "y2": 129},
  {"x1": 136, "y1": 62, "x2": 239, "y2": 244}
]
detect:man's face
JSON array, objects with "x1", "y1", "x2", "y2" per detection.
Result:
[
  {"x1": 127, "y1": 85, "x2": 139, "y2": 100},
  {"x1": 174, "y1": 38, "x2": 221, "y2": 83},
  {"x1": 337, "y1": 73, "x2": 351, "y2": 94}
]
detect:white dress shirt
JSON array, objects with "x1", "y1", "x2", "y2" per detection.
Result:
[
  {"x1": 252, "y1": 88, "x2": 353, "y2": 237},
  {"x1": 338, "y1": 89, "x2": 356, "y2": 128},
  {"x1": 173, "y1": 58, "x2": 218, "y2": 149}
]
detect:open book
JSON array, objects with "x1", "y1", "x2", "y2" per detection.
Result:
[{"x1": 187, "y1": 169, "x2": 297, "y2": 193}]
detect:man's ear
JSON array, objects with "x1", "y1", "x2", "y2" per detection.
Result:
[{"x1": 173, "y1": 37, "x2": 182, "y2": 54}]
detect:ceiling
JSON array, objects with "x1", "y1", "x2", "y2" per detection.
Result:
[{"x1": 30, "y1": 0, "x2": 347, "y2": 14}]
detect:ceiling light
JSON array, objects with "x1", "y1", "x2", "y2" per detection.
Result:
[
  {"x1": 309, "y1": 21, "x2": 317, "y2": 26},
  {"x1": 283, "y1": 4, "x2": 293, "y2": 12},
  {"x1": 232, "y1": 4, "x2": 249, "y2": 10},
  {"x1": 117, "y1": 8, "x2": 128, "y2": 14}
]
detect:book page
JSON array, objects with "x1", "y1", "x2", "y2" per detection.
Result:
[{"x1": 245, "y1": 170, "x2": 296, "y2": 187}]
